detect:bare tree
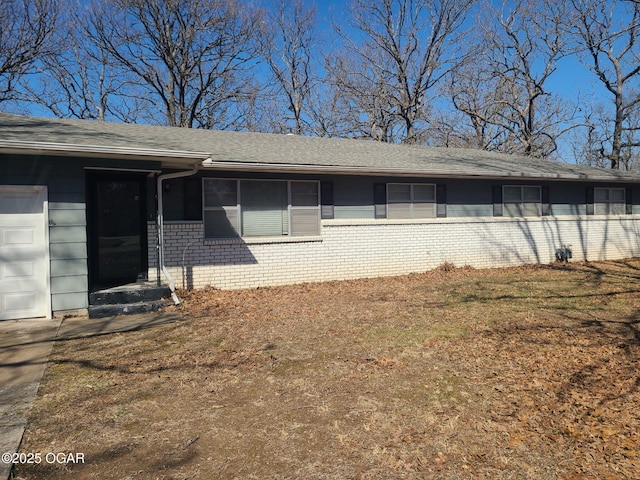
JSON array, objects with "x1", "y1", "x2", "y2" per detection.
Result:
[
  {"x1": 88, "y1": 0, "x2": 263, "y2": 128},
  {"x1": 0, "y1": 0, "x2": 59, "y2": 104},
  {"x1": 568, "y1": 102, "x2": 607, "y2": 167},
  {"x1": 330, "y1": 0, "x2": 474, "y2": 144},
  {"x1": 446, "y1": 63, "x2": 514, "y2": 151},
  {"x1": 449, "y1": 0, "x2": 576, "y2": 158},
  {"x1": 257, "y1": 0, "x2": 318, "y2": 135},
  {"x1": 324, "y1": 48, "x2": 399, "y2": 141},
  {"x1": 570, "y1": 0, "x2": 640, "y2": 169},
  {"x1": 297, "y1": 79, "x2": 357, "y2": 138},
  {"x1": 20, "y1": 4, "x2": 139, "y2": 122}
]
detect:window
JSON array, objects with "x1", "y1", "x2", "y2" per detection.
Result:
[
  {"x1": 290, "y1": 181, "x2": 321, "y2": 235},
  {"x1": 387, "y1": 183, "x2": 436, "y2": 218},
  {"x1": 241, "y1": 181, "x2": 289, "y2": 237},
  {"x1": 203, "y1": 179, "x2": 239, "y2": 238},
  {"x1": 594, "y1": 187, "x2": 625, "y2": 215},
  {"x1": 203, "y1": 179, "x2": 320, "y2": 239},
  {"x1": 503, "y1": 185, "x2": 541, "y2": 217}
]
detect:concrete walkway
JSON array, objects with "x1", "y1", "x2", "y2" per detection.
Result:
[{"x1": 0, "y1": 311, "x2": 183, "y2": 480}]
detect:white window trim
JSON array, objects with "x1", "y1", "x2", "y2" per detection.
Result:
[{"x1": 202, "y1": 178, "x2": 320, "y2": 239}]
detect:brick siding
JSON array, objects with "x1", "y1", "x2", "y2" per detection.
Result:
[{"x1": 148, "y1": 215, "x2": 640, "y2": 290}]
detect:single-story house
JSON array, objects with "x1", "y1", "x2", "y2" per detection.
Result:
[{"x1": 1, "y1": 112, "x2": 640, "y2": 320}]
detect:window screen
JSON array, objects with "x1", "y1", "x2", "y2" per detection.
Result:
[
  {"x1": 203, "y1": 179, "x2": 239, "y2": 238},
  {"x1": 387, "y1": 183, "x2": 436, "y2": 218},
  {"x1": 291, "y1": 181, "x2": 320, "y2": 236},
  {"x1": 503, "y1": 186, "x2": 541, "y2": 217},
  {"x1": 595, "y1": 187, "x2": 625, "y2": 215}
]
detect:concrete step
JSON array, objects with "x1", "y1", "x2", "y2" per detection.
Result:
[
  {"x1": 88, "y1": 300, "x2": 174, "y2": 319},
  {"x1": 90, "y1": 283, "x2": 171, "y2": 306}
]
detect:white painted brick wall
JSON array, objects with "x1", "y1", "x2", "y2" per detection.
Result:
[{"x1": 148, "y1": 216, "x2": 640, "y2": 290}]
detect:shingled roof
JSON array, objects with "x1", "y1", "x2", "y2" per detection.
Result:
[{"x1": 0, "y1": 112, "x2": 638, "y2": 182}]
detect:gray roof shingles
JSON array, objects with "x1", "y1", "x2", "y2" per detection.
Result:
[{"x1": 0, "y1": 112, "x2": 638, "y2": 182}]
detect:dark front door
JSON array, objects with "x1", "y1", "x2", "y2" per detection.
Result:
[{"x1": 87, "y1": 172, "x2": 148, "y2": 289}]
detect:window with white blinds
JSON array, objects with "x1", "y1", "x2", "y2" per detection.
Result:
[
  {"x1": 241, "y1": 181, "x2": 289, "y2": 237},
  {"x1": 594, "y1": 187, "x2": 626, "y2": 215},
  {"x1": 387, "y1": 183, "x2": 436, "y2": 218},
  {"x1": 503, "y1": 186, "x2": 542, "y2": 217},
  {"x1": 290, "y1": 181, "x2": 320, "y2": 236},
  {"x1": 203, "y1": 179, "x2": 320, "y2": 239}
]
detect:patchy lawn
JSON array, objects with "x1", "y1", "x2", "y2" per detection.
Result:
[{"x1": 14, "y1": 260, "x2": 640, "y2": 479}]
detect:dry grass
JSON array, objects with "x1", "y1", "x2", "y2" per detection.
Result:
[{"x1": 14, "y1": 259, "x2": 640, "y2": 479}]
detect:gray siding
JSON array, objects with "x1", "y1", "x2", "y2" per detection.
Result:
[
  {"x1": 168, "y1": 172, "x2": 640, "y2": 222},
  {"x1": 329, "y1": 177, "x2": 640, "y2": 220},
  {"x1": 0, "y1": 154, "x2": 161, "y2": 313},
  {"x1": 50, "y1": 258, "x2": 88, "y2": 276},
  {"x1": 548, "y1": 184, "x2": 587, "y2": 216},
  {"x1": 0, "y1": 155, "x2": 89, "y2": 311},
  {"x1": 446, "y1": 180, "x2": 493, "y2": 218},
  {"x1": 333, "y1": 177, "x2": 376, "y2": 219},
  {"x1": 162, "y1": 176, "x2": 188, "y2": 221}
]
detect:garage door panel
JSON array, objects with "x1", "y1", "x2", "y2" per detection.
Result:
[
  {"x1": 2, "y1": 260, "x2": 36, "y2": 280},
  {"x1": 0, "y1": 260, "x2": 43, "y2": 289},
  {"x1": 0, "y1": 224, "x2": 44, "y2": 288},
  {"x1": 1, "y1": 226, "x2": 36, "y2": 246},
  {"x1": 2, "y1": 292, "x2": 37, "y2": 313},
  {"x1": 0, "y1": 191, "x2": 43, "y2": 214},
  {"x1": 0, "y1": 245, "x2": 44, "y2": 261}
]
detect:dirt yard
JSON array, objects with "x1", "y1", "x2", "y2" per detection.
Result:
[{"x1": 13, "y1": 260, "x2": 640, "y2": 479}]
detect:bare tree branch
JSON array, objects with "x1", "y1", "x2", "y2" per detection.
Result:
[
  {"x1": 447, "y1": 0, "x2": 576, "y2": 158},
  {"x1": 329, "y1": 0, "x2": 474, "y2": 144},
  {"x1": 570, "y1": 0, "x2": 640, "y2": 169},
  {"x1": 0, "y1": 0, "x2": 59, "y2": 104},
  {"x1": 20, "y1": 4, "x2": 141, "y2": 122},
  {"x1": 88, "y1": 0, "x2": 263, "y2": 128},
  {"x1": 257, "y1": 0, "x2": 318, "y2": 135}
]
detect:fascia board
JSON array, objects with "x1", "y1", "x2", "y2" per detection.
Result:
[
  {"x1": 201, "y1": 160, "x2": 640, "y2": 183},
  {"x1": 0, "y1": 140, "x2": 211, "y2": 165}
]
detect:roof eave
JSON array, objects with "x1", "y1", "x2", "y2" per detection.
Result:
[
  {"x1": 201, "y1": 160, "x2": 640, "y2": 182},
  {"x1": 0, "y1": 140, "x2": 210, "y2": 168}
]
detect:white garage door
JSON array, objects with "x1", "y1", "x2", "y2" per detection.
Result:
[{"x1": 0, "y1": 186, "x2": 49, "y2": 320}]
